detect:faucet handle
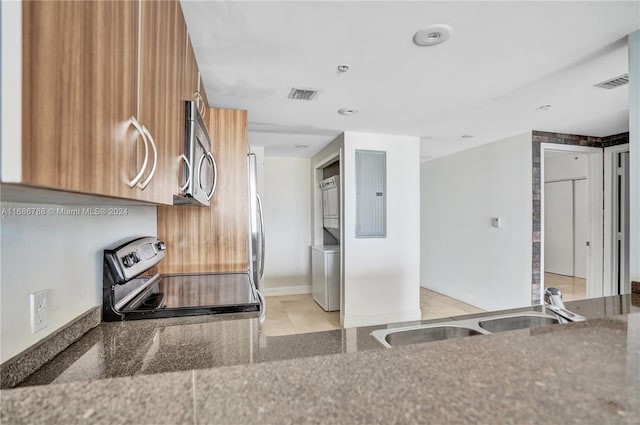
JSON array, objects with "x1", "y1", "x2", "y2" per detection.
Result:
[
  {"x1": 544, "y1": 287, "x2": 565, "y2": 309},
  {"x1": 545, "y1": 287, "x2": 562, "y2": 296}
]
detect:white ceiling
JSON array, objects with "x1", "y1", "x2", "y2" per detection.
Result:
[{"x1": 181, "y1": 0, "x2": 640, "y2": 159}]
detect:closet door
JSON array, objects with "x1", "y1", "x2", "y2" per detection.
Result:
[
  {"x1": 573, "y1": 179, "x2": 588, "y2": 279},
  {"x1": 544, "y1": 180, "x2": 574, "y2": 276}
]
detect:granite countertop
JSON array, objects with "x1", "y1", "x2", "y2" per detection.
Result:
[{"x1": 2, "y1": 295, "x2": 639, "y2": 424}]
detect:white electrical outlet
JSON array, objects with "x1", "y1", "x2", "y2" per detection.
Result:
[{"x1": 30, "y1": 290, "x2": 48, "y2": 333}]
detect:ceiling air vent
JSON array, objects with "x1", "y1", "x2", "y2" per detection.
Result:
[
  {"x1": 288, "y1": 87, "x2": 319, "y2": 100},
  {"x1": 594, "y1": 73, "x2": 629, "y2": 89}
]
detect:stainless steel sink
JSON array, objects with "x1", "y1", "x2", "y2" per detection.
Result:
[
  {"x1": 370, "y1": 311, "x2": 560, "y2": 348},
  {"x1": 382, "y1": 325, "x2": 485, "y2": 348},
  {"x1": 370, "y1": 320, "x2": 489, "y2": 348},
  {"x1": 478, "y1": 313, "x2": 559, "y2": 333}
]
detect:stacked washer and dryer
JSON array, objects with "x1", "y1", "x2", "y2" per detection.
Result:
[{"x1": 311, "y1": 176, "x2": 341, "y2": 312}]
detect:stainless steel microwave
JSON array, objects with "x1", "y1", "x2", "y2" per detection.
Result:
[{"x1": 174, "y1": 100, "x2": 218, "y2": 206}]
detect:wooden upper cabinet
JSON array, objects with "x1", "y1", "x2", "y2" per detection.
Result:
[
  {"x1": 185, "y1": 34, "x2": 209, "y2": 125},
  {"x1": 20, "y1": 0, "x2": 192, "y2": 204},
  {"x1": 137, "y1": 0, "x2": 186, "y2": 203},
  {"x1": 184, "y1": 35, "x2": 200, "y2": 103},
  {"x1": 22, "y1": 0, "x2": 139, "y2": 199}
]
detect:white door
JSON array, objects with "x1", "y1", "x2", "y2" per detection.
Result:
[
  {"x1": 544, "y1": 180, "x2": 574, "y2": 276},
  {"x1": 573, "y1": 179, "x2": 588, "y2": 279}
]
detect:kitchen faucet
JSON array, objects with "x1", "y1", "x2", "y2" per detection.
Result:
[{"x1": 544, "y1": 287, "x2": 587, "y2": 323}]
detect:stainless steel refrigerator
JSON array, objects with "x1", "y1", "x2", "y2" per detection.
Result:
[{"x1": 248, "y1": 153, "x2": 266, "y2": 323}]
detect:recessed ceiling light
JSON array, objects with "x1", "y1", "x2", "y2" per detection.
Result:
[
  {"x1": 461, "y1": 134, "x2": 474, "y2": 138},
  {"x1": 337, "y1": 64, "x2": 350, "y2": 73},
  {"x1": 413, "y1": 24, "x2": 453, "y2": 47},
  {"x1": 538, "y1": 104, "x2": 552, "y2": 111},
  {"x1": 338, "y1": 107, "x2": 359, "y2": 115},
  {"x1": 295, "y1": 144, "x2": 310, "y2": 149}
]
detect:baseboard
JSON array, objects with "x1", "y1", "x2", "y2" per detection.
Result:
[
  {"x1": 0, "y1": 306, "x2": 101, "y2": 388},
  {"x1": 263, "y1": 285, "x2": 312, "y2": 297},
  {"x1": 342, "y1": 308, "x2": 422, "y2": 328}
]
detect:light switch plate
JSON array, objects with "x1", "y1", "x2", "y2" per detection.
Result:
[{"x1": 30, "y1": 290, "x2": 47, "y2": 333}]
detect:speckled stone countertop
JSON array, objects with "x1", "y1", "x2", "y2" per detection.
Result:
[{"x1": 2, "y1": 295, "x2": 639, "y2": 424}]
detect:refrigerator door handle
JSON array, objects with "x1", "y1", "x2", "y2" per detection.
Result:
[
  {"x1": 257, "y1": 193, "x2": 265, "y2": 280},
  {"x1": 256, "y1": 288, "x2": 266, "y2": 325}
]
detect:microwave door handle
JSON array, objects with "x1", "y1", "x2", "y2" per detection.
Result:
[
  {"x1": 179, "y1": 154, "x2": 192, "y2": 192},
  {"x1": 257, "y1": 193, "x2": 265, "y2": 280},
  {"x1": 205, "y1": 151, "x2": 218, "y2": 201},
  {"x1": 127, "y1": 117, "x2": 149, "y2": 188},
  {"x1": 137, "y1": 125, "x2": 158, "y2": 190}
]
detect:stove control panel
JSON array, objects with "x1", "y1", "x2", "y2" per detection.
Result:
[{"x1": 104, "y1": 237, "x2": 166, "y2": 285}]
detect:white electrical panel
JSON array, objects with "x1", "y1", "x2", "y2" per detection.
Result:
[{"x1": 355, "y1": 150, "x2": 386, "y2": 238}]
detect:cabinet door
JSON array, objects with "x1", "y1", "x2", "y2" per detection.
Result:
[
  {"x1": 22, "y1": 0, "x2": 139, "y2": 198},
  {"x1": 157, "y1": 108, "x2": 249, "y2": 274},
  {"x1": 184, "y1": 35, "x2": 201, "y2": 105},
  {"x1": 136, "y1": 0, "x2": 186, "y2": 204}
]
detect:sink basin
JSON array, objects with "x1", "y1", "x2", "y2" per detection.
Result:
[
  {"x1": 385, "y1": 326, "x2": 483, "y2": 347},
  {"x1": 478, "y1": 313, "x2": 559, "y2": 333},
  {"x1": 370, "y1": 311, "x2": 561, "y2": 348},
  {"x1": 370, "y1": 324, "x2": 488, "y2": 348}
]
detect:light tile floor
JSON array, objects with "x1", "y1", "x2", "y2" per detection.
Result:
[
  {"x1": 544, "y1": 272, "x2": 586, "y2": 302},
  {"x1": 262, "y1": 289, "x2": 485, "y2": 337}
]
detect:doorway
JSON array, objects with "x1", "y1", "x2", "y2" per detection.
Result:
[
  {"x1": 540, "y1": 143, "x2": 603, "y2": 300},
  {"x1": 604, "y1": 144, "x2": 631, "y2": 296},
  {"x1": 543, "y1": 151, "x2": 589, "y2": 301}
]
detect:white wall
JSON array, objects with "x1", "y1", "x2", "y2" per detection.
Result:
[
  {"x1": 629, "y1": 30, "x2": 640, "y2": 283},
  {"x1": 342, "y1": 132, "x2": 421, "y2": 328},
  {"x1": 262, "y1": 157, "x2": 312, "y2": 290},
  {"x1": 420, "y1": 132, "x2": 532, "y2": 311},
  {"x1": 0, "y1": 203, "x2": 157, "y2": 362}
]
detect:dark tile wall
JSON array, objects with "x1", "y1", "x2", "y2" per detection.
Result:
[
  {"x1": 601, "y1": 132, "x2": 630, "y2": 148},
  {"x1": 529, "y1": 131, "x2": 628, "y2": 304}
]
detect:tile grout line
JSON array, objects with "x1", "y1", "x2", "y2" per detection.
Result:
[{"x1": 192, "y1": 370, "x2": 197, "y2": 425}]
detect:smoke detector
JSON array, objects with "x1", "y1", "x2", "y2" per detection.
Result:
[
  {"x1": 594, "y1": 74, "x2": 629, "y2": 89},
  {"x1": 413, "y1": 24, "x2": 453, "y2": 47},
  {"x1": 288, "y1": 87, "x2": 319, "y2": 100}
]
